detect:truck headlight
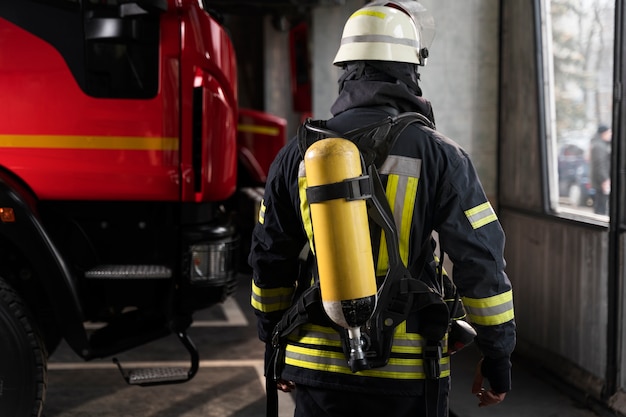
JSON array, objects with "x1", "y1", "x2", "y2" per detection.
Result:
[{"x1": 189, "y1": 238, "x2": 238, "y2": 285}]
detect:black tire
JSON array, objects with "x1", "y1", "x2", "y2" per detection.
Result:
[{"x1": 0, "y1": 278, "x2": 47, "y2": 417}]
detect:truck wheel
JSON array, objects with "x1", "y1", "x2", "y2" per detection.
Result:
[{"x1": 0, "y1": 278, "x2": 47, "y2": 417}]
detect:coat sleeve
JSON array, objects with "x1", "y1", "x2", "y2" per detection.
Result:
[
  {"x1": 248, "y1": 144, "x2": 308, "y2": 343},
  {"x1": 434, "y1": 152, "x2": 516, "y2": 394}
]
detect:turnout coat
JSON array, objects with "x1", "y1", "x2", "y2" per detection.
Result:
[{"x1": 249, "y1": 90, "x2": 515, "y2": 396}]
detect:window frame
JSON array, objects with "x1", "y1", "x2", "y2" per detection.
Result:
[{"x1": 537, "y1": 0, "x2": 617, "y2": 225}]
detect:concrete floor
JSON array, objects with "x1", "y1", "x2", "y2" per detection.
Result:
[
  {"x1": 449, "y1": 345, "x2": 603, "y2": 417},
  {"x1": 43, "y1": 273, "x2": 296, "y2": 417},
  {"x1": 43, "y1": 272, "x2": 604, "y2": 417}
]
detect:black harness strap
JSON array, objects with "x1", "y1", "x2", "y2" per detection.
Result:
[
  {"x1": 306, "y1": 175, "x2": 371, "y2": 203},
  {"x1": 297, "y1": 111, "x2": 434, "y2": 170}
]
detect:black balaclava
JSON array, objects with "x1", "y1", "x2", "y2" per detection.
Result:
[{"x1": 330, "y1": 60, "x2": 435, "y2": 125}]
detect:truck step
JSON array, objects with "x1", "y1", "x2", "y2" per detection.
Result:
[
  {"x1": 114, "y1": 364, "x2": 190, "y2": 385},
  {"x1": 114, "y1": 331, "x2": 199, "y2": 386},
  {"x1": 85, "y1": 265, "x2": 172, "y2": 279}
]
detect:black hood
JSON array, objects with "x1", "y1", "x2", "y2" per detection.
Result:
[{"x1": 330, "y1": 61, "x2": 435, "y2": 125}]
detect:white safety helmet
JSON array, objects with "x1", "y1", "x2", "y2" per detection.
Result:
[{"x1": 333, "y1": 1, "x2": 435, "y2": 67}]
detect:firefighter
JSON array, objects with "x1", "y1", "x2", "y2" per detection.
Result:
[{"x1": 249, "y1": 1, "x2": 516, "y2": 416}]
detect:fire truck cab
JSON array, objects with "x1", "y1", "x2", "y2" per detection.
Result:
[{"x1": 0, "y1": 1, "x2": 285, "y2": 415}]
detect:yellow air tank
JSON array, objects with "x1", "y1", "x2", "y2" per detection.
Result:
[{"x1": 304, "y1": 138, "x2": 377, "y2": 370}]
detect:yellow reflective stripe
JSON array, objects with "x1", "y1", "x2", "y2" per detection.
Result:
[
  {"x1": 298, "y1": 162, "x2": 316, "y2": 255},
  {"x1": 294, "y1": 324, "x2": 343, "y2": 348},
  {"x1": 300, "y1": 323, "x2": 420, "y2": 346},
  {"x1": 462, "y1": 290, "x2": 514, "y2": 326},
  {"x1": 464, "y1": 202, "x2": 498, "y2": 229},
  {"x1": 387, "y1": 174, "x2": 406, "y2": 263},
  {"x1": 298, "y1": 322, "x2": 441, "y2": 355},
  {"x1": 258, "y1": 199, "x2": 266, "y2": 224},
  {"x1": 285, "y1": 344, "x2": 450, "y2": 379},
  {"x1": 0, "y1": 135, "x2": 179, "y2": 150},
  {"x1": 376, "y1": 174, "x2": 400, "y2": 274},
  {"x1": 376, "y1": 175, "x2": 416, "y2": 272},
  {"x1": 285, "y1": 344, "x2": 350, "y2": 373},
  {"x1": 285, "y1": 321, "x2": 450, "y2": 378},
  {"x1": 251, "y1": 281, "x2": 294, "y2": 313},
  {"x1": 293, "y1": 335, "x2": 343, "y2": 349},
  {"x1": 237, "y1": 124, "x2": 280, "y2": 137},
  {"x1": 375, "y1": 156, "x2": 421, "y2": 273},
  {"x1": 351, "y1": 10, "x2": 386, "y2": 20},
  {"x1": 399, "y1": 176, "x2": 418, "y2": 265}
]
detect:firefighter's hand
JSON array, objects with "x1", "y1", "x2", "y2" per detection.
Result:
[
  {"x1": 472, "y1": 359, "x2": 506, "y2": 407},
  {"x1": 276, "y1": 379, "x2": 296, "y2": 393}
]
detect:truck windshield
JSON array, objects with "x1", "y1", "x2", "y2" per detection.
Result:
[{"x1": 2, "y1": 0, "x2": 160, "y2": 99}]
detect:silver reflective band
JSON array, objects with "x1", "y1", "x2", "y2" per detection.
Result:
[
  {"x1": 379, "y1": 155, "x2": 422, "y2": 177},
  {"x1": 465, "y1": 302, "x2": 513, "y2": 319},
  {"x1": 341, "y1": 34, "x2": 419, "y2": 48}
]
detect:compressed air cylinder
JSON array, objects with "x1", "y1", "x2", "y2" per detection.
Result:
[{"x1": 304, "y1": 138, "x2": 377, "y2": 330}]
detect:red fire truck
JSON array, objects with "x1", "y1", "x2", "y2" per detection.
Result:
[{"x1": 0, "y1": 1, "x2": 286, "y2": 415}]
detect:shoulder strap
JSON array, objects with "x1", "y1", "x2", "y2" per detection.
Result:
[
  {"x1": 298, "y1": 111, "x2": 434, "y2": 168},
  {"x1": 296, "y1": 119, "x2": 339, "y2": 159}
]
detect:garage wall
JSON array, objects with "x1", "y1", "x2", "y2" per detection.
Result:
[
  {"x1": 263, "y1": 1, "x2": 500, "y2": 199},
  {"x1": 419, "y1": 0, "x2": 500, "y2": 201}
]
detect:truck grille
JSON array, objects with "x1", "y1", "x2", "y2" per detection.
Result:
[{"x1": 85, "y1": 265, "x2": 172, "y2": 279}]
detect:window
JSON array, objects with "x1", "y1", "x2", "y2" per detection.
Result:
[
  {"x1": 541, "y1": 0, "x2": 615, "y2": 219},
  {"x1": 4, "y1": 0, "x2": 160, "y2": 99}
]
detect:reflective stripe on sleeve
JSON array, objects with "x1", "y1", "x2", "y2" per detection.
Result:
[
  {"x1": 258, "y1": 199, "x2": 266, "y2": 224},
  {"x1": 462, "y1": 290, "x2": 514, "y2": 326},
  {"x1": 251, "y1": 281, "x2": 295, "y2": 313},
  {"x1": 464, "y1": 202, "x2": 498, "y2": 229}
]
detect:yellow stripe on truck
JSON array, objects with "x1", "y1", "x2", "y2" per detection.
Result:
[
  {"x1": 237, "y1": 124, "x2": 280, "y2": 136},
  {"x1": 0, "y1": 135, "x2": 179, "y2": 151}
]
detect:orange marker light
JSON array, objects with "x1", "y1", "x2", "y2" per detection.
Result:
[{"x1": 0, "y1": 207, "x2": 15, "y2": 222}]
